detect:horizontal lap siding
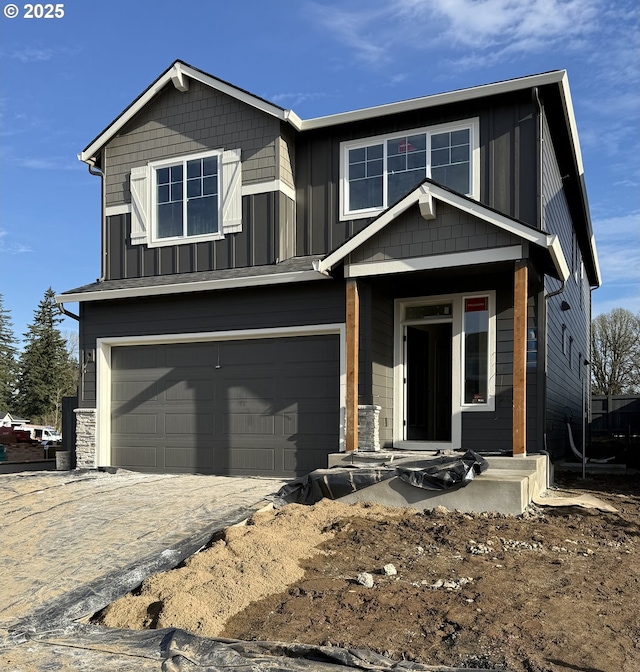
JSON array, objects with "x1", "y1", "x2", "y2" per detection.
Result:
[
  {"x1": 542, "y1": 111, "x2": 590, "y2": 458},
  {"x1": 78, "y1": 282, "x2": 345, "y2": 407},
  {"x1": 370, "y1": 288, "x2": 394, "y2": 447}
]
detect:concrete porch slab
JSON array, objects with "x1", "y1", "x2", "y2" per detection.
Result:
[{"x1": 327, "y1": 452, "x2": 550, "y2": 516}]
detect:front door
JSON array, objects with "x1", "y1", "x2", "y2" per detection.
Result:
[{"x1": 405, "y1": 323, "x2": 452, "y2": 441}]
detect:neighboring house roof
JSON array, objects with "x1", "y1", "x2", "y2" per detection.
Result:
[
  {"x1": 315, "y1": 179, "x2": 570, "y2": 284},
  {"x1": 77, "y1": 59, "x2": 600, "y2": 288},
  {"x1": 58, "y1": 255, "x2": 328, "y2": 303}
]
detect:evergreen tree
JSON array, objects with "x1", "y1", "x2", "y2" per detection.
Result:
[
  {"x1": 0, "y1": 293, "x2": 19, "y2": 410},
  {"x1": 16, "y1": 288, "x2": 77, "y2": 428}
]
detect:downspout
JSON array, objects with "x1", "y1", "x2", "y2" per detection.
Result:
[
  {"x1": 57, "y1": 302, "x2": 79, "y2": 321},
  {"x1": 87, "y1": 160, "x2": 106, "y2": 282}
]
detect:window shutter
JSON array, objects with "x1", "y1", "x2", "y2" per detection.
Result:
[
  {"x1": 221, "y1": 149, "x2": 242, "y2": 234},
  {"x1": 130, "y1": 165, "x2": 149, "y2": 245}
]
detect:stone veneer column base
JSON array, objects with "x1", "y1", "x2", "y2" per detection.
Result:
[
  {"x1": 74, "y1": 408, "x2": 97, "y2": 469},
  {"x1": 357, "y1": 404, "x2": 381, "y2": 452}
]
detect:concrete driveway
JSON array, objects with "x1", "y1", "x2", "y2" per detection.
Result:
[{"x1": 0, "y1": 469, "x2": 286, "y2": 670}]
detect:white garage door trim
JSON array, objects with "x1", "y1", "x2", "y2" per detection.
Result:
[{"x1": 95, "y1": 324, "x2": 346, "y2": 467}]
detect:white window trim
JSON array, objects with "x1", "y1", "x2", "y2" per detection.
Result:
[
  {"x1": 95, "y1": 324, "x2": 347, "y2": 467},
  {"x1": 340, "y1": 117, "x2": 480, "y2": 221},
  {"x1": 460, "y1": 293, "x2": 496, "y2": 411},
  {"x1": 149, "y1": 149, "x2": 224, "y2": 248},
  {"x1": 129, "y1": 147, "x2": 242, "y2": 248},
  {"x1": 393, "y1": 290, "x2": 495, "y2": 451}
]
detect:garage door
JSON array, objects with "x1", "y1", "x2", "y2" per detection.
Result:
[{"x1": 110, "y1": 335, "x2": 339, "y2": 477}]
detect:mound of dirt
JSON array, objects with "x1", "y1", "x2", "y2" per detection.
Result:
[{"x1": 95, "y1": 473, "x2": 640, "y2": 672}]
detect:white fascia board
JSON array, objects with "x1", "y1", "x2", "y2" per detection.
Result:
[
  {"x1": 57, "y1": 269, "x2": 328, "y2": 304},
  {"x1": 319, "y1": 182, "x2": 550, "y2": 274},
  {"x1": 546, "y1": 235, "x2": 570, "y2": 283},
  {"x1": 557, "y1": 74, "x2": 601, "y2": 287},
  {"x1": 316, "y1": 188, "x2": 421, "y2": 273},
  {"x1": 80, "y1": 62, "x2": 290, "y2": 165},
  {"x1": 345, "y1": 246, "x2": 523, "y2": 278},
  {"x1": 427, "y1": 183, "x2": 547, "y2": 245},
  {"x1": 300, "y1": 71, "x2": 565, "y2": 131}
]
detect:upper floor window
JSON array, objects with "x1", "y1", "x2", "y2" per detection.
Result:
[
  {"x1": 341, "y1": 119, "x2": 479, "y2": 220},
  {"x1": 154, "y1": 153, "x2": 220, "y2": 240},
  {"x1": 129, "y1": 148, "x2": 242, "y2": 248}
]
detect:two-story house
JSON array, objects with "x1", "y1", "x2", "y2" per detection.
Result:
[{"x1": 58, "y1": 61, "x2": 600, "y2": 477}]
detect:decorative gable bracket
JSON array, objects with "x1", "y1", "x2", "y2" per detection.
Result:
[
  {"x1": 170, "y1": 64, "x2": 189, "y2": 93},
  {"x1": 418, "y1": 188, "x2": 436, "y2": 220}
]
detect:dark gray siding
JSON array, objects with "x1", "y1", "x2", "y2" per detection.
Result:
[
  {"x1": 358, "y1": 269, "x2": 540, "y2": 454},
  {"x1": 541, "y1": 111, "x2": 590, "y2": 458},
  {"x1": 349, "y1": 202, "x2": 522, "y2": 264},
  {"x1": 295, "y1": 91, "x2": 538, "y2": 257},
  {"x1": 370, "y1": 286, "x2": 394, "y2": 447},
  {"x1": 78, "y1": 281, "x2": 345, "y2": 407},
  {"x1": 462, "y1": 291, "x2": 540, "y2": 453},
  {"x1": 105, "y1": 192, "x2": 294, "y2": 279}
]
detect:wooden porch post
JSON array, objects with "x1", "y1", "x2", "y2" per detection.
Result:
[
  {"x1": 513, "y1": 260, "x2": 528, "y2": 456},
  {"x1": 346, "y1": 279, "x2": 359, "y2": 452}
]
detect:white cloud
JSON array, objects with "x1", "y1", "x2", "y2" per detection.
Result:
[
  {"x1": 592, "y1": 211, "x2": 640, "y2": 286},
  {"x1": 13, "y1": 157, "x2": 81, "y2": 171},
  {"x1": 308, "y1": 0, "x2": 603, "y2": 64},
  {"x1": 271, "y1": 91, "x2": 328, "y2": 107},
  {"x1": 11, "y1": 47, "x2": 54, "y2": 63},
  {"x1": 0, "y1": 231, "x2": 32, "y2": 254}
]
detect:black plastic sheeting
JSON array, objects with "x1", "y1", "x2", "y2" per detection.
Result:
[
  {"x1": 17, "y1": 623, "x2": 487, "y2": 671},
  {"x1": 10, "y1": 505, "x2": 263, "y2": 636},
  {"x1": 396, "y1": 450, "x2": 489, "y2": 491},
  {"x1": 275, "y1": 451, "x2": 489, "y2": 506}
]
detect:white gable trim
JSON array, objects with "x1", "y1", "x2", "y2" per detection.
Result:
[
  {"x1": 316, "y1": 182, "x2": 569, "y2": 283},
  {"x1": 80, "y1": 61, "x2": 290, "y2": 164}
]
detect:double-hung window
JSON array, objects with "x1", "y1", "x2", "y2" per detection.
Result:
[
  {"x1": 153, "y1": 151, "x2": 220, "y2": 241},
  {"x1": 341, "y1": 119, "x2": 478, "y2": 220}
]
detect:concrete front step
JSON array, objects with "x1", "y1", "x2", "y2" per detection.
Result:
[{"x1": 328, "y1": 452, "x2": 550, "y2": 516}]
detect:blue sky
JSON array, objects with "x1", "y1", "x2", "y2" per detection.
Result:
[{"x1": 1, "y1": 0, "x2": 638, "y2": 344}]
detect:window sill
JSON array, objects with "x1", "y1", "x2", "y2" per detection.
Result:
[{"x1": 144, "y1": 232, "x2": 225, "y2": 248}]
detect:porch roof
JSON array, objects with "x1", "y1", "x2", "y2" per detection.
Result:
[{"x1": 314, "y1": 179, "x2": 570, "y2": 284}]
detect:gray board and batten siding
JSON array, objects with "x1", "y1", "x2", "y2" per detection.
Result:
[
  {"x1": 541, "y1": 110, "x2": 591, "y2": 458},
  {"x1": 295, "y1": 90, "x2": 539, "y2": 258},
  {"x1": 105, "y1": 191, "x2": 295, "y2": 280}
]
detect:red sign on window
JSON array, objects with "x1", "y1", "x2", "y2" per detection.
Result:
[
  {"x1": 398, "y1": 139, "x2": 415, "y2": 153},
  {"x1": 465, "y1": 297, "x2": 487, "y2": 312}
]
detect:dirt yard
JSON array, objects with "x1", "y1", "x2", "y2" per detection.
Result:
[{"x1": 95, "y1": 472, "x2": 639, "y2": 671}]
